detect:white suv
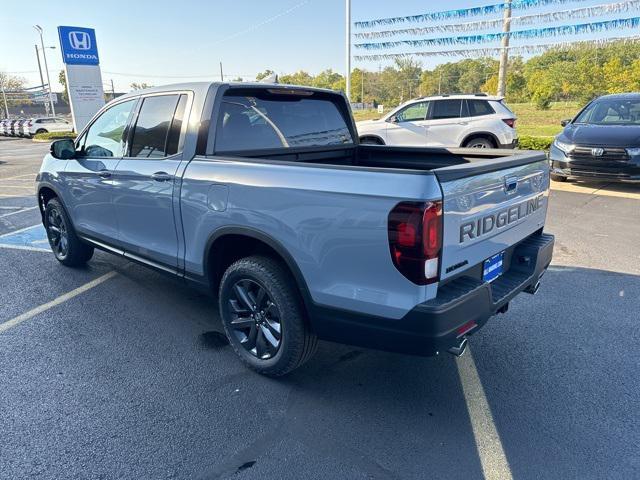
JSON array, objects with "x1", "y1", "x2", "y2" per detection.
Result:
[
  {"x1": 26, "y1": 117, "x2": 73, "y2": 137},
  {"x1": 357, "y1": 95, "x2": 518, "y2": 149}
]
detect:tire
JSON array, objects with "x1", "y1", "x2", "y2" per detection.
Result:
[
  {"x1": 551, "y1": 173, "x2": 568, "y2": 182},
  {"x1": 219, "y1": 255, "x2": 318, "y2": 376},
  {"x1": 360, "y1": 136, "x2": 384, "y2": 145},
  {"x1": 44, "y1": 198, "x2": 94, "y2": 267},
  {"x1": 36, "y1": 129, "x2": 48, "y2": 135},
  {"x1": 464, "y1": 137, "x2": 494, "y2": 148}
]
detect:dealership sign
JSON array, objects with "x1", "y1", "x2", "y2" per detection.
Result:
[
  {"x1": 57, "y1": 26, "x2": 105, "y2": 132},
  {"x1": 58, "y1": 26, "x2": 100, "y2": 65}
]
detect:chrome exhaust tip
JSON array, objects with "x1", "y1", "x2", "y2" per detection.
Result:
[
  {"x1": 524, "y1": 281, "x2": 541, "y2": 295},
  {"x1": 448, "y1": 337, "x2": 468, "y2": 357}
]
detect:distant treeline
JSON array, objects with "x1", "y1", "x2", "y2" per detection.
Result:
[{"x1": 256, "y1": 40, "x2": 640, "y2": 110}]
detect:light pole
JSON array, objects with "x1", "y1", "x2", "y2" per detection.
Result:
[
  {"x1": 33, "y1": 25, "x2": 56, "y2": 117},
  {"x1": 497, "y1": 0, "x2": 513, "y2": 97},
  {"x1": 35, "y1": 44, "x2": 55, "y2": 114},
  {"x1": 345, "y1": 0, "x2": 351, "y2": 102}
]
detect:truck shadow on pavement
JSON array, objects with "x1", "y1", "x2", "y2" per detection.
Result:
[
  {"x1": 1, "y1": 251, "x2": 638, "y2": 480},
  {"x1": 193, "y1": 265, "x2": 639, "y2": 480}
]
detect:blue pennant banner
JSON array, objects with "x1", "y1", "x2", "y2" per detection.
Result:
[
  {"x1": 353, "y1": 36, "x2": 640, "y2": 61},
  {"x1": 354, "y1": 0, "x2": 589, "y2": 29},
  {"x1": 354, "y1": 0, "x2": 640, "y2": 39},
  {"x1": 354, "y1": 17, "x2": 640, "y2": 50}
]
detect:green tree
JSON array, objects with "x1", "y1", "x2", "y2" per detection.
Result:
[
  {"x1": 0, "y1": 72, "x2": 29, "y2": 116},
  {"x1": 255, "y1": 69, "x2": 275, "y2": 81},
  {"x1": 130, "y1": 82, "x2": 153, "y2": 91},
  {"x1": 58, "y1": 70, "x2": 69, "y2": 103}
]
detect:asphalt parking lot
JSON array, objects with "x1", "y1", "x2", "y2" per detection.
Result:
[{"x1": 0, "y1": 136, "x2": 638, "y2": 480}]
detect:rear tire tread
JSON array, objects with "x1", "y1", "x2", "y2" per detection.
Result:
[
  {"x1": 219, "y1": 255, "x2": 317, "y2": 376},
  {"x1": 44, "y1": 198, "x2": 94, "y2": 267}
]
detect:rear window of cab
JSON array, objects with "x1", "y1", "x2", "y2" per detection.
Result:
[{"x1": 214, "y1": 89, "x2": 354, "y2": 152}]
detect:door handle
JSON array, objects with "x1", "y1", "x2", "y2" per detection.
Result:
[
  {"x1": 97, "y1": 170, "x2": 111, "y2": 179},
  {"x1": 151, "y1": 171, "x2": 172, "y2": 182}
]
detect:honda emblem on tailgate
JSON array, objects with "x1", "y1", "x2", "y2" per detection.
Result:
[
  {"x1": 591, "y1": 147, "x2": 604, "y2": 157},
  {"x1": 68, "y1": 31, "x2": 91, "y2": 50}
]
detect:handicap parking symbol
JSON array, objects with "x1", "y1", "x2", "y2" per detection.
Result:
[{"x1": 0, "y1": 225, "x2": 51, "y2": 252}]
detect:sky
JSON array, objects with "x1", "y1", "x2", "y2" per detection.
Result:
[{"x1": 0, "y1": 0, "x2": 633, "y2": 92}]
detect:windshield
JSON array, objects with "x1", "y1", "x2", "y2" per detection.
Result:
[
  {"x1": 215, "y1": 90, "x2": 353, "y2": 152},
  {"x1": 574, "y1": 98, "x2": 640, "y2": 125}
]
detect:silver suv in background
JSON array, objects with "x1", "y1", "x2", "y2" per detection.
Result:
[
  {"x1": 26, "y1": 117, "x2": 73, "y2": 137},
  {"x1": 357, "y1": 94, "x2": 518, "y2": 149}
]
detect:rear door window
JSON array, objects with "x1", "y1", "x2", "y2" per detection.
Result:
[
  {"x1": 129, "y1": 94, "x2": 181, "y2": 158},
  {"x1": 430, "y1": 99, "x2": 463, "y2": 120},
  {"x1": 214, "y1": 89, "x2": 353, "y2": 152},
  {"x1": 467, "y1": 100, "x2": 495, "y2": 117}
]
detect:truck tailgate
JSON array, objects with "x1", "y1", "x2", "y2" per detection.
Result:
[{"x1": 434, "y1": 152, "x2": 550, "y2": 282}]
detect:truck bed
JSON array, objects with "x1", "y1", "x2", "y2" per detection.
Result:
[{"x1": 228, "y1": 144, "x2": 546, "y2": 180}]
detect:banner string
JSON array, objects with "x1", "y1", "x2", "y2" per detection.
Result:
[
  {"x1": 354, "y1": 16, "x2": 640, "y2": 50},
  {"x1": 354, "y1": 0, "x2": 589, "y2": 28},
  {"x1": 353, "y1": 36, "x2": 640, "y2": 61},
  {"x1": 354, "y1": 0, "x2": 640, "y2": 39}
]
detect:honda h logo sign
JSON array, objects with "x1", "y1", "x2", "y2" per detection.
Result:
[
  {"x1": 58, "y1": 26, "x2": 99, "y2": 65},
  {"x1": 68, "y1": 31, "x2": 91, "y2": 50},
  {"x1": 591, "y1": 147, "x2": 605, "y2": 157}
]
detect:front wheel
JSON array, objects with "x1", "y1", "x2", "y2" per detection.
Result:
[
  {"x1": 44, "y1": 198, "x2": 94, "y2": 267},
  {"x1": 550, "y1": 173, "x2": 568, "y2": 182},
  {"x1": 219, "y1": 256, "x2": 318, "y2": 376}
]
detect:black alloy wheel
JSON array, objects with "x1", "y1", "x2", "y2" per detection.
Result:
[
  {"x1": 46, "y1": 203, "x2": 70, "y2": 261},
  {"x1": 219, "y1": 256, "x2": 318, "y2": 376},
  {"x1": 44, "y1": 198, "x2": 94, "y2": 267},
  {"x1": 227, "y1": 278, "x2": 282, "y2": 359}
]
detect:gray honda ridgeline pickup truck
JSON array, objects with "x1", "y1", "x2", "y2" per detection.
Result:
[{"x1": 37, "y1": 82, "x2": 554, "y2": 375}]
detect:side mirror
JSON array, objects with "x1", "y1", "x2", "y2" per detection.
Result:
[
  {"x1": 388, "y1": 115, "x2": 398, "y2": 123},
  {"x1": 50, "y1": 138, "x2": 76, "y2": 160},
  {"x1": 560, "y1": 119, "x2": 571, "y2": 127}
]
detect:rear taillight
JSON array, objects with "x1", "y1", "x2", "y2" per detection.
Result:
[
  {"x1": 388, "y1": 201, "x2": 442, "y2": 285},
  {"x1": 502, "y1": 118, "x2": 516, "y2": 128},
  {"x1": 27, "y1": 121, "x2": 32, "y2": 127}
]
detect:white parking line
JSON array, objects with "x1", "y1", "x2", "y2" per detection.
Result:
[
  {"x1": 1, "y1": 174, "x2": 37, "y2": 181},
  {"x1": 456, "y1": 348, "x2": 513, "y2": 480},
  {"x1": 0, "y1": 206, "x2": 38, "y2": 218},
  {"x1": 0, "y1": 224, "x2": 41, "y2": 237},
  {"x1": 0, "y1": 271, "x2": 118, "y2": 334}
]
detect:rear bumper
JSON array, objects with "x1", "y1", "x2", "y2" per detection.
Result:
[
  {"x1": 500, "y1": 138, "x2": 519, "y2": 149},
  {"x1": 310, "y1": 232, "x2": 554, "y2": 356}
]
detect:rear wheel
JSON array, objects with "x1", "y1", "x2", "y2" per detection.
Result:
[
  {"x1": 464, "y1": 137, "x2": 495, "y2": 149},
  {"x1": 36, "y1": 128, "x2": 48, "y2": 135},
  {"x1": 219, "y1": 255, "x2": 318, "y2": 376},
  {"x1": 360, "y1": 136, "x2": 384, "y2": 145},
  {"x1": 44, "y1": 198, "x2": 94, "y2": 267}
]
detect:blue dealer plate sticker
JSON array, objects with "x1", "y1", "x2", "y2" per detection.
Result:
[{"x1": 483, "y1": 252, "x2": 504, "y2": 282}]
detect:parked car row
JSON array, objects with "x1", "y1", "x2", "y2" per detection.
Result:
[{"x1": 0, "y1": 117, "x2": 72, "y2": 138}]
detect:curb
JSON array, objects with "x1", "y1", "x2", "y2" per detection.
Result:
[{"x1": 32, "y1": 137, "x2": 75, "y2": 143}]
